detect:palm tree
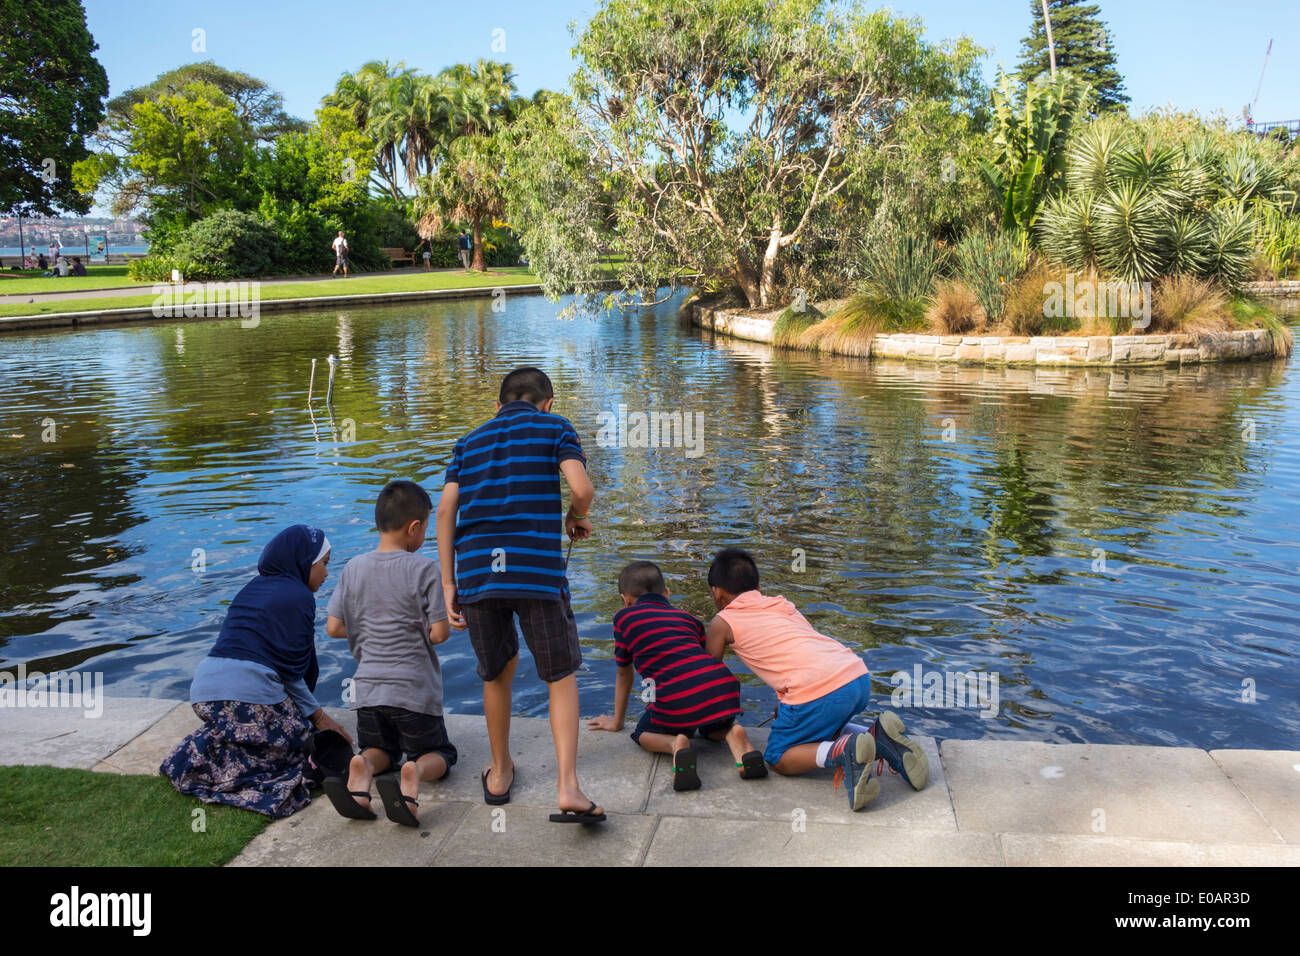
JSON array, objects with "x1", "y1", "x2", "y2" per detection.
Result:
[
  {"x1": 413, "y1": 133, "x2": 507, "y2": 272},
  {"x1": 325, "y1": 60, "x2": 418, "y2": 200}
]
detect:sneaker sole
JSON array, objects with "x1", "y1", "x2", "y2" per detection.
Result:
[
  {"x1": 877, "y1": 710, "x2": 929, "y2": 791},
  {"x1": 851, "y1": 733, "x2": 880, "y2": 811}
]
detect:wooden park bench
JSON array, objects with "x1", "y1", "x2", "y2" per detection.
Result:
[{"x1": 381, "y1": 247, "x2": 415, "y2": 267}]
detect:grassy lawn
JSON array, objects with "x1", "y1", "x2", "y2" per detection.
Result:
[
  {"x1": 0, "y1": 765, "x2": 268, "y2": 866},
  {"x1": 0, "y1": 265, "x2": 134, "y2": 295},
  {"x1": 0, "y1": 267, "x2": 540, "y2": 318}
]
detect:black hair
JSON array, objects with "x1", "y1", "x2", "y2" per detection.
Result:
[
  {"x1": 707, "y1": 548, "x2": 759, "y2": 594},
  {"x1": 374, "y1": 479, "x2": 432, "y2": 532},
  {"x1": 618, "y1": 560, "x2": 666, "y2": 598},
  {"x1": 499, "y1": 366, "x2": 554, "y2": 406}
]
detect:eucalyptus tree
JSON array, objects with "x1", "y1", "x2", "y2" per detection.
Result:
[{"x1": 506, "y1": 0, "x2": 982, "y2": 311}]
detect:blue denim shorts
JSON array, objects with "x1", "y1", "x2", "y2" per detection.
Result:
[{"x1": 764, "y1": 673, "x2": 872, "y2": 766}]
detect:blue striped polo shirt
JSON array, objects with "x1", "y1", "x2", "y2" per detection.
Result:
[{"x1": 444, "y1": 400, "x2": 586, "y2": 603}]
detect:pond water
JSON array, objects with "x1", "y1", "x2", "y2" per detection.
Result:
[{"x1": 2, "y1": 291, "x2": 1297, "y2": 750}]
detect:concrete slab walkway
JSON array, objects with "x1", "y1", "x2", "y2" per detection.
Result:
[{"x1": 3, "y1": 697, "x2": 1298, "y2": 866}]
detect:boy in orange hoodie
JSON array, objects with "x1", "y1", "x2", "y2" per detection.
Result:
[{"x1": 704, "y1": 547, "x2": 928, "y2": 811}]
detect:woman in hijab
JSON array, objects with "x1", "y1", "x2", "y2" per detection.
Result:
[{"x1": 161, "y1": 525, "x2": 351, "y2": 818}]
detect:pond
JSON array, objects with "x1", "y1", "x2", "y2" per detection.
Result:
[{"x1": 2, "y1": 291, "x2": 1297, "y2": 750}]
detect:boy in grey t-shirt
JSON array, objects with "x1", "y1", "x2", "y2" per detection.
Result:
[{"x1": 324, "y1": 480, "x2": 454, "y2": 827}]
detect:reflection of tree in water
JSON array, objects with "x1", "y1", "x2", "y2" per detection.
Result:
[{"x1": 0, "y1": 357, "x2": 145, "y2": 651}]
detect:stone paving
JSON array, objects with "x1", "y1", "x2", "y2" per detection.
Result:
[{"x1": 3, "y1": 698, "x2": 1298, "y2": 866}]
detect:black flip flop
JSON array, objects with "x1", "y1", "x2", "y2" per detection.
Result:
[
  {"x1": 672, "y1": 746, "x2": 701, "y2": 791},
  {"x1": 548, "y1": 802, "x2": 607, "y2": 824},
  {"x1": 481, "y1": 766, "x2": 513, "y2": 805},
  {"x1": 322, "y1": 776, "x2": 376, "y2": 820},
  {"x1": 376, "y1": 772, "x2": 420, "y2": 828},
  {"x1": 737, "y1": 750, "x2": 768, "y2": 779}
]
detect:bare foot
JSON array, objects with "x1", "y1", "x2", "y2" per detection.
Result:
[
  {"x1": 484, "y1": 761, "x2": 514, "y2": 799},
  {"x1": 557, "y1": 781, "x2": 604, "y2": 816},
  {"x1": 345, "y1": 754, "x2": 373, "y2": 812},
  {"x1": 399, "y1": 761, "x2": 422, "y2": 825}
]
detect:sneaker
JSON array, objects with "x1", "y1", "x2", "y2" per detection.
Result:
[
  {"x1": 829, "y1": 732, "x2": 879, "y2": 811},
  {"x1": 870, "y1": 711, "x2": 929, "y2": 791}
]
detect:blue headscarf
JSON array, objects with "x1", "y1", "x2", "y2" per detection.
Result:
[{"x1": 209, "y1": 525, "x2": 328, "y2": 691}]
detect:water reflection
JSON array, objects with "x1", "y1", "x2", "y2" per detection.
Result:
[{"x1": 0, "y1": 295, "x2": 1296, "y2": 750}]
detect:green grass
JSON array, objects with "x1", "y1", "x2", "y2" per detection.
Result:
[
  {"x1": 0, "y1": 765, "x2": 268, "y2": 866},
  {"x1": 0, "y1": 265, "x2": 134, "y2": 295},
  {"x1": 0, "y1": 267, "x2": 539, "y2": 318},
  {"x1": 772, "y1": 302, "x2": 825, "y2": 347},
  {"x1": 798, "y1": 293, "x2": 926, "y2": 355},
  {"x1": 1231, "y1": 295, "x2": 1295, "y2": 357}
]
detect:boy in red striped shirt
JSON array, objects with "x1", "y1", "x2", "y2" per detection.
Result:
[{"x1": 588, "y1": 561, "x2": 767, "y2": 790}]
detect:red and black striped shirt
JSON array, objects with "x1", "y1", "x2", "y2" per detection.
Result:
[{"x1": 613, "y1": 593, "x2": 741, "y2": 729}]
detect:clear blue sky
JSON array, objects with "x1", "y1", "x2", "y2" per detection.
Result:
[{"x1": 84, "y1": 0, "x2": 1296, "y2": 129}]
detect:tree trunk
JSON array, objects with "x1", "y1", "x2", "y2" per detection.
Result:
[
  {"x1": 471, "y1": 215, "x2": 486, "y2": 271},
  {"x1": 734, "y1": 254, "x2": 762, "y2": 309},
  {"x1": 759, "y1": 225, "x2": 782, "y2": 308}
]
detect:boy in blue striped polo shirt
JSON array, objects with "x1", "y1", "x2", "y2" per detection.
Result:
[{"x1": 436, "y1": 366, "x2": 606, "y2": 824}]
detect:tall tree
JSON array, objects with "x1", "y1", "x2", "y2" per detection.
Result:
[
  {"x1": 1017, "y1": 0, "x2": 1128, "y2": 114},
  {"x1": 0, "y1": 0, "x2": 108, "y2": 216},
  {"x1": 73, "y1": 82, "x2": 255, "y2": 221},
  {"x1": 103, "y1": 62, "x2": 304, "y2": 144},
  {"x1": 414, "y1": 132, "x2": 506, "y2": 271},
  {"x1": 516, "y1": 0, "x2": 983, "y2": 310}
]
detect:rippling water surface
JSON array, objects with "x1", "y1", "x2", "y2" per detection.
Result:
[{"x1": 2, "y1": 292, "x2": 1297, "y2": 749}]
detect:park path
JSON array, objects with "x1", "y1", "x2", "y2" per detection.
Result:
[
  {"x1": 0, "y1": 267, "x2": 469, "y2": 304},
  {"x1": 3, "y1": 696, "x2": 1298, "y2": 866}
]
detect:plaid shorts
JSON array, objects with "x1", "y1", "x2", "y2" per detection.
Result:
[
  {"x1": 356, "y1": 705, "x2": 458, "y2": 769},
  {"x1": 462, "y1": 594, "x2": 582, "y2": 683}
]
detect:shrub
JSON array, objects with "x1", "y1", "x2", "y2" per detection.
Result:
[
  {"x1": 260, "y1": 197, "x2": 337, "y2": 274},
  {"x1": 1151, "y1": 274, "x2": 1230, "y2": 333},
  {"x1": 172, "y1": 210, "x2": 283, "y2": 278},
  {"x1": 801, "y1": 293, "x2": 926, "y2": 356},
  {"x1": 857, "y1": 230, "x2": 946, "y2": 301},
  {"x1": 954, "y1": 228, "x2": 1029, "y2": 320},
  {"x1": 773, "y1": 302, "x2": 825, "y2": 347},
  {"x1": 127, "y1": 253, "x2": 232, "y2": 282},
  {"x1": 997, "y1": 262, "x2": 1065, "y2": 336},
  {"x1": 926, "y1": 280, "x2": 984, "y2": 334},
  {"x1": 1035, "y1": 116, "x2": 1294, "y2": 285}
]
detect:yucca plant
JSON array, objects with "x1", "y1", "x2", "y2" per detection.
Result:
[
  {"x1": 1205, "y1": 203, "x2": 1256, "y2": 289},
  {"x1": 1036, "y1": 117, "x2": 1292, "y2": 286}
]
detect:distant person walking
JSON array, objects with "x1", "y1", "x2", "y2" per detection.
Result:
[
  {"x1": 458, "y1": 230, "x2": 472, "y2": 270},
  {"x1": 331, "y1": 231, "x2": 350, "y2": 278},
  {"x1": 422, "y1": 240, "x2": 432, "y2": 272}
]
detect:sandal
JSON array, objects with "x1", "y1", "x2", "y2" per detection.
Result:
[
  {"x1": 671, "y1": 745, "x2": 701, "y2": 792},
  {"x1": 322, "y1": 776, "x2": 376, "y2": 820},
  {"x1": 481, "y1": 766, "x2": 513, "y2": 805},
  {"x1": 548, "y1": 802, "x2": 607, "y2": 824},
  {"x1": 376, "y1": 772, "x2": 420, "y2": 827}
]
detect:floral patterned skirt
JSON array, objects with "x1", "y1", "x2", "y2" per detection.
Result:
[{"x1": 160, "y1": 699, "x2": 313, "y2": 819}]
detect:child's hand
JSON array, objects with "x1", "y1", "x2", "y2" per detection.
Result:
[
  {"x1": 443, "y1": 584, "x2": 467, "y2": 630},
  {"x1": 586, "y1": 714, "x2": 622, "y2": 732},
  {"x1": 565, "y1": 515, "x2": 593, "y2": 541}
]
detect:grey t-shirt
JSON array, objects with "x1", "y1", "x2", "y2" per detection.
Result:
[{"x1": 326, "y1": 549, "x2": 448, "y2": 716}]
